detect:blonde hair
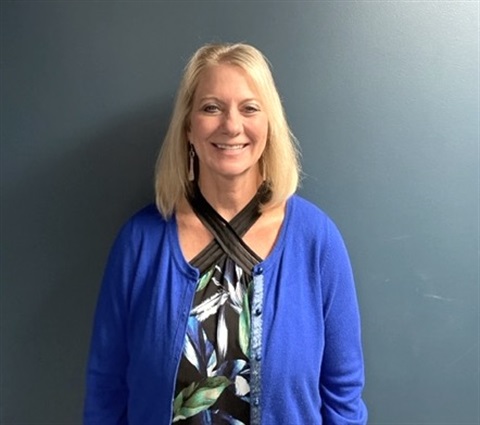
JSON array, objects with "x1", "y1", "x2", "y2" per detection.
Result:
[{"x1": 155, "y1": 42, "x2": 301, "y2": 217}]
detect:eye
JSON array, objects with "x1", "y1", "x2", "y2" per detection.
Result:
[
  {"x1": 243, "y1": 104, "x2": 261, "y2": 114},
  {"x1": 202, "y1": 104, "x2": 221, "y2": 113}
]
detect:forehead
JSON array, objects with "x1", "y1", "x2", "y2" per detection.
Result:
[{"x1": 194, "y1": 64, "x2": 261, "y2": 99}]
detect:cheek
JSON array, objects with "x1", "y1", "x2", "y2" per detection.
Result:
[
  {"x1": 255, "y1": 121, "x2": 269, "y2": 144},
  {"x1": 188, "y1": 118, "x2": 211, "y2": 141}
]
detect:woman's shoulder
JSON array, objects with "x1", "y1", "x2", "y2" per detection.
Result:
[
  {"x1": 288, "y1": 194, "x2": 331, "y2": 224},
  {"x1": 287, "y1": 194, "x2": 347, "y2": 244},
  {"x1": 116, "y1": 203, "x2": 172, "y2": 241},
  {"x1": 129, "y1": 203, "x2": 165, "y2": 223},
  {"x1": 286, "y1": 195, "x2": 352, "y2": 267}
]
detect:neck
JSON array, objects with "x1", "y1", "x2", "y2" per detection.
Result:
[{"x1": 197, "y1": 175, "x2": 263, "y2": 221}]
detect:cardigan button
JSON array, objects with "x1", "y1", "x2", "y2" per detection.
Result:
[
  {"x1": 254, "y1": 307, "x2": 262, "y2": 316},
  {"x1": 253, "y1": 397, "x2": 260, "y2": 406},
  {"x1": 255, "y1": 353, "x2": 262, "y2": 361},
  {"x1": 254, "y1": 266, "x2": 264, "y2": 275}
]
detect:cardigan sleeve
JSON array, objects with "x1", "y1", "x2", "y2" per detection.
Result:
[
  {"x1": 319, "y1": 219, "x2": 368, "y2": 424},
  {"x1": 83, "y1": 220, "x2": 137, "y2": 425}
]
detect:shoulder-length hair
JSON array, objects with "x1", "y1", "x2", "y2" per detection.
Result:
[{"x1": 154, "y1": 42, "x2": 301, "y2": 218}]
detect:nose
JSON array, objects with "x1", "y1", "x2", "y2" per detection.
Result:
[{"x1": 222, "y1": 109, "x2": 242, "y2": 136}]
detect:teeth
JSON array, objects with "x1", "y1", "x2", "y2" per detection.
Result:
[{"x1": 215, "y1": 144, "x2": 245, "y2": 150}]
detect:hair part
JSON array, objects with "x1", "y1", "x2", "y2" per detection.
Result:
[{"x1": 155, "y1": 42, "x2": 301, "y2": 218}]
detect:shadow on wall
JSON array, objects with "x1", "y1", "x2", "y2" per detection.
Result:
[{"x1": 2, "y1": 99, "x2": 172, "y2": 423}]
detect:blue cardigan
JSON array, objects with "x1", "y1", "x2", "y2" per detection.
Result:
[{"x1": 84, "y1": 195, "x2": 367, "y2": 424}]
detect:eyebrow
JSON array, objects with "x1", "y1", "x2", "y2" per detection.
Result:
[{"x1": 197, "y1": 96, "x2": 261, "y2": 104}]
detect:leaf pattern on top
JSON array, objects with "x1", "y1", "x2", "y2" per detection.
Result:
[
  {"x1": 196, "y1": 267, "x2": 215, "y2": 292},
  {"x1": 211, "y1": 409, "x2": 246, "y2": 425},
  {"x1": 238, "y1": 290, "x2": 250, "y2": 357},
  {"x1": 191, "y1": 291, "x2": 229, "y2": 322},
  {"x1": 172, "y1": 376, "x2": 231, "y2": 422},
  {"x1": 183, "y1": 316, "x2": 217, "y2": 376},
  {"x1": 192, "y1": 261, "x2": 247, "y2": 324},
  {"x1": 234, "y1": 375, "x2": 250, "y2": 397},
  {"x1": 216, "y1": 303, "x2": 228, "y2": 363},
  {"x1": 175, "y1": 257, "x2": 253, "y2": 423}
]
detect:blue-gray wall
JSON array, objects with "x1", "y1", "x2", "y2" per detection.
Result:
[{"x1": 1, "y1": 2, "x2": 478, "y2": 423}]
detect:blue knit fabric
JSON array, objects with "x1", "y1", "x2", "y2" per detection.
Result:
[{"x1": 84, "y1": 195, "x2": 367, "y2": 424}]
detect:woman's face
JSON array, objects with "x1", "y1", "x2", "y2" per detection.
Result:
[{"x1": 187, "y1": 64, "x2": 268, "y2": 187}]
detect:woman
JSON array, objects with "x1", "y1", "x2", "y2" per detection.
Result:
[{"x1": 84, "y1": 43, "x2": 367, "y2": 425}]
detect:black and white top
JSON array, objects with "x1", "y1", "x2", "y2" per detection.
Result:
[{"x1": 172, "y1": 183, "x2": 270, "y2": 424}]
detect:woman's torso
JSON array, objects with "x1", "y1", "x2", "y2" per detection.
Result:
[{"x1": 121, "y1": 196, "x2": 329, "y2": 424}]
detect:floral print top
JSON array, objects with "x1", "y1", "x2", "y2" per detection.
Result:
[{"x1": 172, "y1": 184, "x2": 269, "y2": 425}]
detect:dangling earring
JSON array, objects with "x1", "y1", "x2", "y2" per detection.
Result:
[{"x1": 188, "y1": 143, "x2": 195, "y2": 181}]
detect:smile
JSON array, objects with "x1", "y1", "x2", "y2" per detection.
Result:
[{"x1": 213, "y1": 143, "x2": 247, "y2": 150}]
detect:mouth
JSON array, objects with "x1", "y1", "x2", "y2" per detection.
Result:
[{"x1": 213, "y1": 143, "x2": 248, "y2": 150}]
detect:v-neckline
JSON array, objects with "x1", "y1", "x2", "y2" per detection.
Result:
[{"x1": 187, "y1": 183, "x2": 270, "y2": 274}]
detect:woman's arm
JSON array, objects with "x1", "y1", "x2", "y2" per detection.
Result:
[
  {"x1": 83, "y1": 222, "x2": 136, "y2": 424},
  {"x1": 319, "y1": 219, "x2": 368, "y2": 424}
]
